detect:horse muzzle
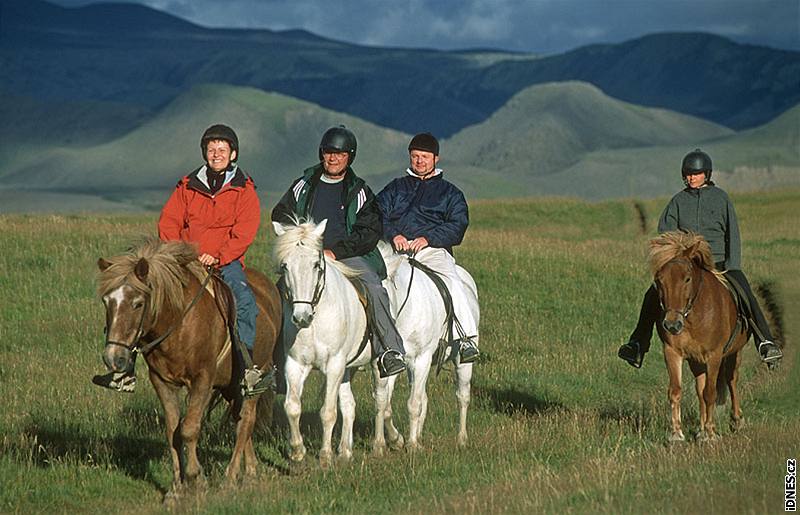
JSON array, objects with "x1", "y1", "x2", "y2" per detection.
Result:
[
  {"x1": 291, "y1": 305, "x2": 314, "y2": 329},
  {"x1": 102, "y1": 343, "x2": 134, "y2": 373},
  {"x1": 662, "y1": 312, "x2": 685, "y2": 335}
]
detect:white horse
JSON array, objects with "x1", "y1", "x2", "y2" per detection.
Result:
[
  {"x1": 377, "y1": 241, "x2": 479, "y2": 450},
  {"x1": 272, "y1": 220, "x2": 397, "y2": 466}
]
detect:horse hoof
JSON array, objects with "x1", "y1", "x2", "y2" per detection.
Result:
[
  {"x1": 388, "y1": 434, "x2": 405, "y2": 451},
  {"x1": 668, "y1": 431, "x2": 686, "y2": 443},
  {"x1": 406, "y1": 441, "x2": 423, "y2": 453},
  {"x1": 730, "y1": 417, "x2": 744, "y2": 432},
  {"x1": 372, "y1": 443, "x2": 387, "y2": 457},
  {"x1": 163, "y1": 488, "x2": 182, "y2": 509},
  {"x1": 289, "y1": 446, "x2": 307, "y2": 463},
  {"x1": 457, "y1": 434, "x2": 468, "y2": 449}
]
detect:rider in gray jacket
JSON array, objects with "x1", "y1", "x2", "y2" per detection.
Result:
[{"x1": 618, "y1": 149, "x2": 783, "y2": 368}]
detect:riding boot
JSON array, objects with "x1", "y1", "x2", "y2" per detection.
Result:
[
  {"x1": 618, "y1": 285, "x2": 659, "y2": 368},
  {"x1": 724, "y1": 269, "x2": 783, "y2": 365}
]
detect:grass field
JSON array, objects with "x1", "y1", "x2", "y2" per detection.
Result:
[{"x1": 1, "y1": 191, "x2": 797, "y2": 513}]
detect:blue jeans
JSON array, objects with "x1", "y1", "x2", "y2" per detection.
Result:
[{"x1": 220, "y1": 260, "x2": 258, "y2": 350}]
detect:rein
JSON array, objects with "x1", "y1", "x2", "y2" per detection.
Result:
[{"x1": 105, "y1": 269, "x2": 214, "y2": 355}]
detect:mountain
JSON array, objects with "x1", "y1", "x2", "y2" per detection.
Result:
[
  {"x1": 446, "y1": 81, "x2": 733, "y2": 178},
  {"x1": 1, "y1": 0, "x2": 798, "y2": 138},
  {"x1": 496, "y1": 103, "x2": 800, "y2": 200},
  {"x1": 0, "y1": 85, "x2": 411, "y2": 196}
]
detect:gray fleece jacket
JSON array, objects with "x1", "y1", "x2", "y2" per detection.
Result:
[{"x1": 657, "y1": 183, "x2": 742, "y2": 270}]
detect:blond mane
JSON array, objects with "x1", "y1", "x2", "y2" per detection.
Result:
[
  {"x1": 648, "y1": 231, "x2": 722, "y2": 280},
  {"x1": 97, "y1": 238, "x2": 204, "y2": 317}
]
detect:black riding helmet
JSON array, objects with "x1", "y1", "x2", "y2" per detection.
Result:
[
  {"x1": 201, "y1": 124, "x2": 239, "y2": 161},
  {"x1": 681, "y1": 148, "x2": 712, "y2": 182},
  {"x1": 318, "y1": 125, "x2": 357, "y2": 165}
]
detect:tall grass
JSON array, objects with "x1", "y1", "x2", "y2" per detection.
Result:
[{"x1": 1, "y1": 192, "x2": 797, "y2": 513}]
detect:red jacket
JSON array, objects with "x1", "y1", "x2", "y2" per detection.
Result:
[{"x1": 158, "y1": 166, "x2": 261, "y2": 267}]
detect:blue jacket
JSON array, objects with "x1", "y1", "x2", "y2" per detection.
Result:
[{"x1": 377, "y1": 170, "x2": 468, "y2": 254}]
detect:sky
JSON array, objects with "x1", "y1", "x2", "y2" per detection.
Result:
[{"x1": 49, "y1": 0, "x2": 800, "y2": 54}]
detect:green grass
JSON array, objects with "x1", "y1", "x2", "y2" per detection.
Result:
[{"x1": 1, "y1": 191, "x2": 797, "y2": 513}]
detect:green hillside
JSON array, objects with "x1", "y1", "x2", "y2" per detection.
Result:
[
  {"x1": 0, "y1": 85, "x2": 411, "y2": 196},
  {"x1": 446, "y1": 81, "x2": 733, "y2": 177}
]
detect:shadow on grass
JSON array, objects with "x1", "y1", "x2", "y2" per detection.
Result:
[{"x1": 473, "y1": 385, "x2": 565, "y2": 416}]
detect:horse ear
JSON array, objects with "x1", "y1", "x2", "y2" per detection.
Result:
[
  {"x1": 313, "y1": 219, "x2": 328, "y2": 238},
  {"x1": 97, "y1": 257, "x2": 112, "y2": 271},
  {"x1": 134, "y1": 258, "x2": 149, "y2": 281},
  {"x1": 272, "y1": 221, "x2": 286, "y2": 236}
]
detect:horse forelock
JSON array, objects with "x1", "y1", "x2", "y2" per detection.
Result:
[
  {"x1": 98, "y1": 238, "x2": 201, "y2": 318},
  {"x1": 273, "y1": 220, "x2": 361, "y2": 278},
  {"x1": 649, "y1": 231, "x2": 717, "y2": 277}
]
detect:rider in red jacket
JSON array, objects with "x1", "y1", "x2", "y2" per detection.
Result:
[{"x1": 93, "y1": 124, "x2": 267, "y2": 396}]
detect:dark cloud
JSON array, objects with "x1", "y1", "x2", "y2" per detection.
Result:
[{"x1": 50, "y1": 0, "x2": 800, "y2": 53}]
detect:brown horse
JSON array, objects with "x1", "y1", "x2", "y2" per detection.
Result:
[
  {"x1": 650, "y1": 231, "x2": 749, "y2": 442},
  {"x1": 97, "y1": 239, "x2": 281, "y2": 499}
]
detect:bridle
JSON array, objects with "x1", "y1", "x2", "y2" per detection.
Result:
[
  {"x1": 281, "y1": 251, "x2": 327, "y2": 311},
  {"x1": 103, "y1": 270, "x2": 213, "y2": 356},
  {"x1": 655, "y1": 258, "x2": 704, "y2": 319}
]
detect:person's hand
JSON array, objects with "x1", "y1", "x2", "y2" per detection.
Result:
[
  {"x1": 198, "y1": 253, "x2": 219, "y2": 267},
  {"x1": 323, "y1": 249, "x2": 337, "y2": 261},
  {"x1": 409, "y1": 236, "x2": 429, "y2": 254},
  {"x1": 393, "y1": 234, "x2": 410, "y2": 252}
]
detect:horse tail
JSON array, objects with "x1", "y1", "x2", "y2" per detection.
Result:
[
  {"x1": 755, "y1": 279, "x2": 785, "y2": 345},
  {"x1": 715, "y1": 370, "x2": 728, "y2": 406}
]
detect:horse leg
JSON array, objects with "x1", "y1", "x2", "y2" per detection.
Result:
[
  {"x1": 226, "y1": 397, "x2": 258, "y2": 483},
  {"x1": 688, "y1": 360, "x2": 708, "y2": 433},
  {"x1": 371, "y1": 369, "x2": 391, "y2": 457},
  {"x1": 284, "y1": 357, "x2": 311, "y2": 463},
  {"x1": 455, "y1": 360, "x2": 474, "y2": 448},
  {"x1": 407, "y1": 356, "x2": 432, "y2": 451},
  {"x1": 149, "y1": 372, "x2": 184, "y2": 500},
  {"x1": 338, "y1": 379, "x2": 356, "y2": 462},
  {"x1": 727, "y1": 351, "x2": 744, "y2": 432},
  {"x1": 181, "y1": 377, "x2": 214, "y2": 490},
  {"x1": 663, "y1": 345, "x2": 685, "y2": 442},
  {"x1": 319, "y1": 366, "x2": 345, "y2": 469},
  {"x1": 383, "y1": 374, "x2": 404, "y2": 451},
  {"x1": 699, "y1": 357, "x2": 722, "y2": 441}
]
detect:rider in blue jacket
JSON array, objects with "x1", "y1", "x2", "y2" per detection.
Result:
[{"x1": 377, "y1": 133, "x2": 478, "y2": 363}]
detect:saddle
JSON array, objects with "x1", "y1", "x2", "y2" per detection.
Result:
[{"x1": 719, "y1": 272, "x2": 758, "y2": 353}]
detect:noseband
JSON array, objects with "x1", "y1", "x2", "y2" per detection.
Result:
[
  {"x1": 282, "y1": 251, "x2": 326, "y2": 311},
  {"x1": 656, "y1": 258, "x2": 704, "y2": 319},
  {"x1": 103, "y1": 270, "x2": 213, "y2": 355}
]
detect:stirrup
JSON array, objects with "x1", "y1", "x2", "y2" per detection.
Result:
[
  {"x1": 758, "y1": 340, "x2": 783, "y2": 364},
  {"x1": 458, "y1": 338, "x2": 480, "y2": 363},
  {"x1": 92, "y1": 371, "x2": 136, "y2": 393},
  {"x1": 377, "y1": 350, "x2": 406, "y2": 378},
  {"x1": 241, "y1": 365, "x2": 277, "y2": 398}
]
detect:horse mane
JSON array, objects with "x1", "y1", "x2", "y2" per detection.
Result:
[
  {"x1": 648, "y1": 231, "x2": 722, "y2": 280},
  {"x1": 273, "y1": 218, "x2": 360, "y2": 278},
  {"x1": 377, "y1": 240, "x2": 404, "y2": 278},
  {"x1": 97, "y1": 238, "x2": 204, "y2": 317}
]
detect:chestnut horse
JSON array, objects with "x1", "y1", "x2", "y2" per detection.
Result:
[
  {"x1": 650, "y1": 231, "x2": 748, "y2": 442},
  {"x1": 97, "y1": 239, "x2": 281, "y2": 499}
]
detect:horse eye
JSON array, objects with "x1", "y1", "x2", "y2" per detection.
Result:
[
  {"x1": 280, "y1": 263, "x2": 287, "y2": 271},
  {"x1": 685, "y1": 277, "x2": 691, "y2": 283},
  {"x1": 133, "y1": 301, "x2": 144, "y2": 309}
]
